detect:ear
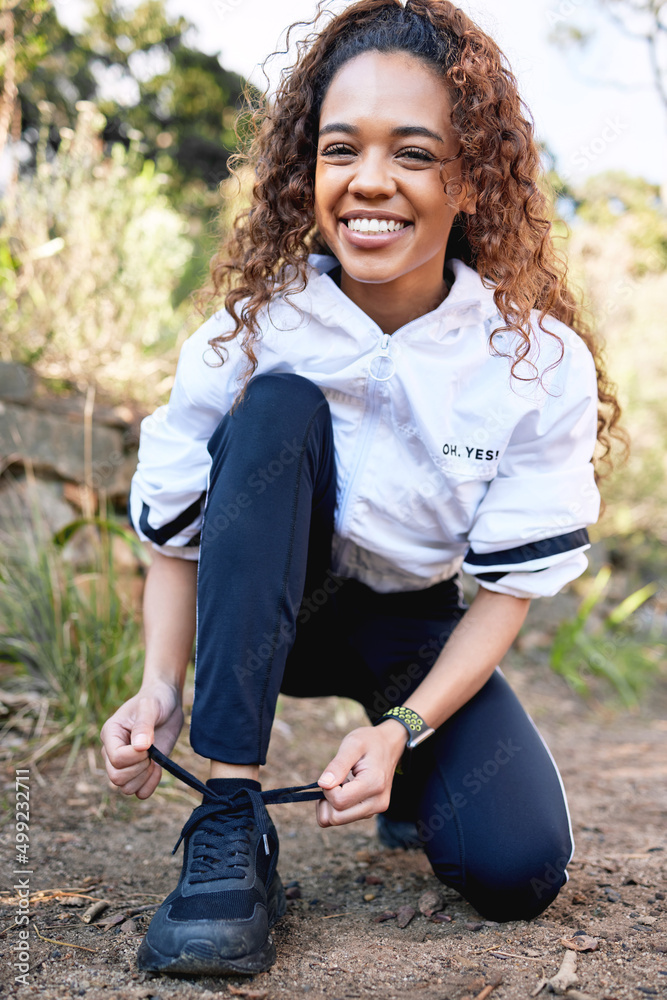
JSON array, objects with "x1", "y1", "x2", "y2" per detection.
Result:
[{"x1": 458, "y1": 181, "x2": 477, "y2": 215}]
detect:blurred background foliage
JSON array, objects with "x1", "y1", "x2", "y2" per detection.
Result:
[{"x1": 0, "y1": 0, "x2": 665, "y2": 756}]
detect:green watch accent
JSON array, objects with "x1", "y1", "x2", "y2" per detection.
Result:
[{"x1": 373, "y1": 705, "x2": 435, "y2": 749}]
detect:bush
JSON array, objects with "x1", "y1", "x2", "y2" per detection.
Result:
[{"x1": 0, "y1": 101, "x2": 195, "y2": 405}]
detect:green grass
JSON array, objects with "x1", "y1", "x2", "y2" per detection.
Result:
[
  {"x1": 550, "y1": 566, "x2": 663, "y2": 705},
  {"x1": 0, "y1": 490, "x2": 149, "y2": 766}
]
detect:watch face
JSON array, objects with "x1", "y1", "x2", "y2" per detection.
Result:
[{"x1": 407, "y1": 727, "x2": 435, "y2": 748}]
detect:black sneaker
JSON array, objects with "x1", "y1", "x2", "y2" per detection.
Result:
[
  {"x1": 136, "y1": 746, "x2": 325, "y2": 977},
  {"x1": 137, "y1": 777, "x2": 284, "y2": 975}
]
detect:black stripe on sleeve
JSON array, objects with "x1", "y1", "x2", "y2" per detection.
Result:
[
  {"x1": 464, "y1": 528, "x2": 589, "y2": 569},
  {"x1": 138, "y1": 491, "x2": 206, "y2": 546}
]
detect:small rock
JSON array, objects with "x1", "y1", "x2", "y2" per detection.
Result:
[
  {"x1": 561, "y1": 933, "x2": 598, "y2": 952},
  {"x1": 365, "y1": 874, "x2": 383, "y2": 885},
  {"x1": 636, "y1": 915, "x2": 657, "y2": 925},
  {"x1": 363, "y1": 892, "x2": 376, "y2": 902},
  {"x1": 429, "y1": 912, "x2": 452, "y2": 923},
  {"x1": 418, "y1": 889, "x2": 444, "y2": 917},
  {"x1": 373, "y1": 911, "x2": 397, "y2": 923},
  {"x1": 655, "y1": 891, "x2": 665, "y2": 900},
  {"x1": 285, "y1": 886, "x2": 301, "y2": 900},
  {"x1": 397, "y1": 904, "x2": 416, "y2": 928},
  {"x1": 354, "y1": 874, "x2": 366, "y2": 884},
  {"x1": 465, "y1": 921, "x2": 484, "y2": 931},
  {"x1": 604, "y1": 889, "x2": 621, "y2": 902},
  {"x1": 524, "y1": 948, "x2": 541, "y2": 957},
  {"x1": 120, "y1": 919, "x2": 137, "y2": 934}
]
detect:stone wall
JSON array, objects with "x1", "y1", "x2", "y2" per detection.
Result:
[{"x1": 0, "y1": 362, "x2": 143, "y2": 558}]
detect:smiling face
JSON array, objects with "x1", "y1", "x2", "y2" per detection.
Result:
[{"x1": 314, "y1": 49, "x2": 474, "y2": 302}]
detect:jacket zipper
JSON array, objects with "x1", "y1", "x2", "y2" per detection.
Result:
[{"x1": 337, "y1": 333, "x2": 391, "y2": 536}]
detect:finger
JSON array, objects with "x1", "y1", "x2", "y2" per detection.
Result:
[
  {"x1": 135, "y1": 762, "x2": 163, "y2": 799},
  {"x1": 130, "y1": 699, "x2": 158, "y2": 751},
  {"x1": 318, "y1": 739, "x2": 363, "y2": 789},
  {"x1": 324, "y1": 771, "x2": 383, "y2": 810},
  {"x1": 105, "y1": 757, "x2": 152, "y2": 792},
  {"x1": 317, "y1": 793, "x2": 387, "y2": 828},
  {"x1": 119, "y1": 761, "x2": 162, "y2": 798}
]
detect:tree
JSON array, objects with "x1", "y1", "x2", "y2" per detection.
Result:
[{"x1": 14, "y1": 0, "x2": 252, "y2": 199}]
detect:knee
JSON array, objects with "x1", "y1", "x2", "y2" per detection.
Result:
[
  {"x1": 207, "y1": 372, "x2": 329, "y2": 459},
  {"x1": 432, "y1": 843, "x2": 572, "y2": 922},
  {"x1": 243, "y1": 372, "x2": 327, "y2": 411},
  {"x1": 433, "y1": 847, "x2": 571, "y2": 923}
]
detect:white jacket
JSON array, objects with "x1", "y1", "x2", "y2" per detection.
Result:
[{"x1": 128, "y1": 254, "x2": 600, "y2": 599}]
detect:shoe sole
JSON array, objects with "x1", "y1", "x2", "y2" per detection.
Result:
[{"x1": 136, "y1": 873, "x2": 287, "y2": 976}]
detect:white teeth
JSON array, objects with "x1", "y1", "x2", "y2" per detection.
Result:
[{"x1": 345, "y1": 218, "x2": 406, "y2": 233}]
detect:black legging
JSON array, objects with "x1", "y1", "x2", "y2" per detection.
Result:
[{"x1": 190, "y1": 372, "x2": 574, "y2": 921}]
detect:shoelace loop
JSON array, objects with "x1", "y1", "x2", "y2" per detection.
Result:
[{"x1": 147, "y1": 745, "x2": 326, "y2": 863}]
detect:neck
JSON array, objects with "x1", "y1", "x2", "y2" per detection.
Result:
[{"x1": 339, "y1": 258, "x2": 451, "y2": 335}]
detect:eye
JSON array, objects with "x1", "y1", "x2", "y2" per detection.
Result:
[
  {"x1": 399, "y1": 147, "x2": 437, "y2": 162},
  {"x1": 320, "y1": 143, "x2": 355, "y2": 156}
]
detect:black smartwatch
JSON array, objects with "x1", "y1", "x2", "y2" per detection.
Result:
[{"x1": 373, "y1": 705, "x2": 435, "y2": 749}]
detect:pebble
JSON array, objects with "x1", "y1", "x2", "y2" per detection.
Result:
[
  {"x1": 465, "y1": 921, "x2": 484, "y2": 931},
  {"x1": 363, "y1": 892, "x2": 376, "y2": 902},
  {"x1": 429, "y1": 913, "x2": 452, "y2": 923},
  {"x1": 636, "y1": 915, "x2": 657, "y2": 925},
  {"x1": 604, "y1": 889, "x2": 621, "y2": 902},
  {"x1": 397, "y1": 904, "x2": 416, "y2": 929},
  {"x1": 354, "y1": 874, "x2": 366, "y2": 884},
  {"x1": 656, "y1": 892, "x2": 665, "y2": 900},
  {"x1": 418, "y1": 889, "x2": 444, "y2": 917},
  {"x1": 285, "y1": 886, "x2": 301, "y2": 900},
  {"x1": 365, "y1": 875, "x2": 383, "y2": 885},
  {"x1": 119, "y1": 919, "x2": 137, "y2": 934},
  {"x1": 373, "y1": 910, "x2": 397, "y2": 923}
]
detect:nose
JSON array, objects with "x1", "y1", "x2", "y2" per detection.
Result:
[{"x1": 347, "y1": 150, "x2": 397, "y2": 199}]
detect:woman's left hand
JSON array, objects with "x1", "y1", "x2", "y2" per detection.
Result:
[{"x1": 316, "y1": 721, "x2": 408, "y2": 827}]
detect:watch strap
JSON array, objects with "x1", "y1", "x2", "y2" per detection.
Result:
[{"x1": 373, "y1": 706, "x2": 435, "y2": 749}]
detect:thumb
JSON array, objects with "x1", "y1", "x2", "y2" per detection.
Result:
[
  {"x1": 130, "y1": 699, "x2": 157, "y2": 751},
  {"x1": 318, "y1": 737, "x2": 361, "y2": 789}
]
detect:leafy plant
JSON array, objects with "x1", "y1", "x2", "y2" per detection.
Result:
[
  {"x1": 550, "y1": 566, "x2": 662, "y2": 704},
  {"x1": 0, "y1": 488, "x2": 148, "y2": 766}
]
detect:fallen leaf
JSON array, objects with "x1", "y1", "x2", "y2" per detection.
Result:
[
  {"x1": 418, "y1": 889, "x2": 444, "y2": 917},
  {"x1": 561, "y1": 934, "x2": 599, "y2": 952}
]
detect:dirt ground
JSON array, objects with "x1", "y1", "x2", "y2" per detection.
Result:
[{"x1": 1, "y1": 644, "x2": 666, "y2": 1000}]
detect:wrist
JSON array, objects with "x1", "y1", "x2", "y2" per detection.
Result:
[
  {"x1": 375, "y1": 718, "x2": 410, "y2": 754},
  {"x1": 138, "y1": 675, "x2": 183, "y2": 702}
]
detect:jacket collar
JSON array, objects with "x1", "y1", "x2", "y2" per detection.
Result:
[{"x1": 302, "y1": 254, "x2": 500, "y2": 338}]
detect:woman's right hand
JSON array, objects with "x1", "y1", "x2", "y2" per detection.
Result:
[{"x1": 100, "y1": 680, "x2": 184, "y2": 799}]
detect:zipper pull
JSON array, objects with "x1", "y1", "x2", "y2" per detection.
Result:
[{"x1": 370, "y1": 334, "x2": 395, "y2": 382}]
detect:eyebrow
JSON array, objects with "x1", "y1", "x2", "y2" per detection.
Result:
[{"x1": 318, "y1": 122, "x2": 445, "y2": 143}]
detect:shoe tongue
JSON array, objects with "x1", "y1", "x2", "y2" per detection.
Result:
[{"x1": 205, "y1": 777, "x2": 261, "y2": 798}]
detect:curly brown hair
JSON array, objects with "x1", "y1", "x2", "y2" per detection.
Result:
[{"x1": 201, "y1": 0, "x2": 624, "y2": 477}]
